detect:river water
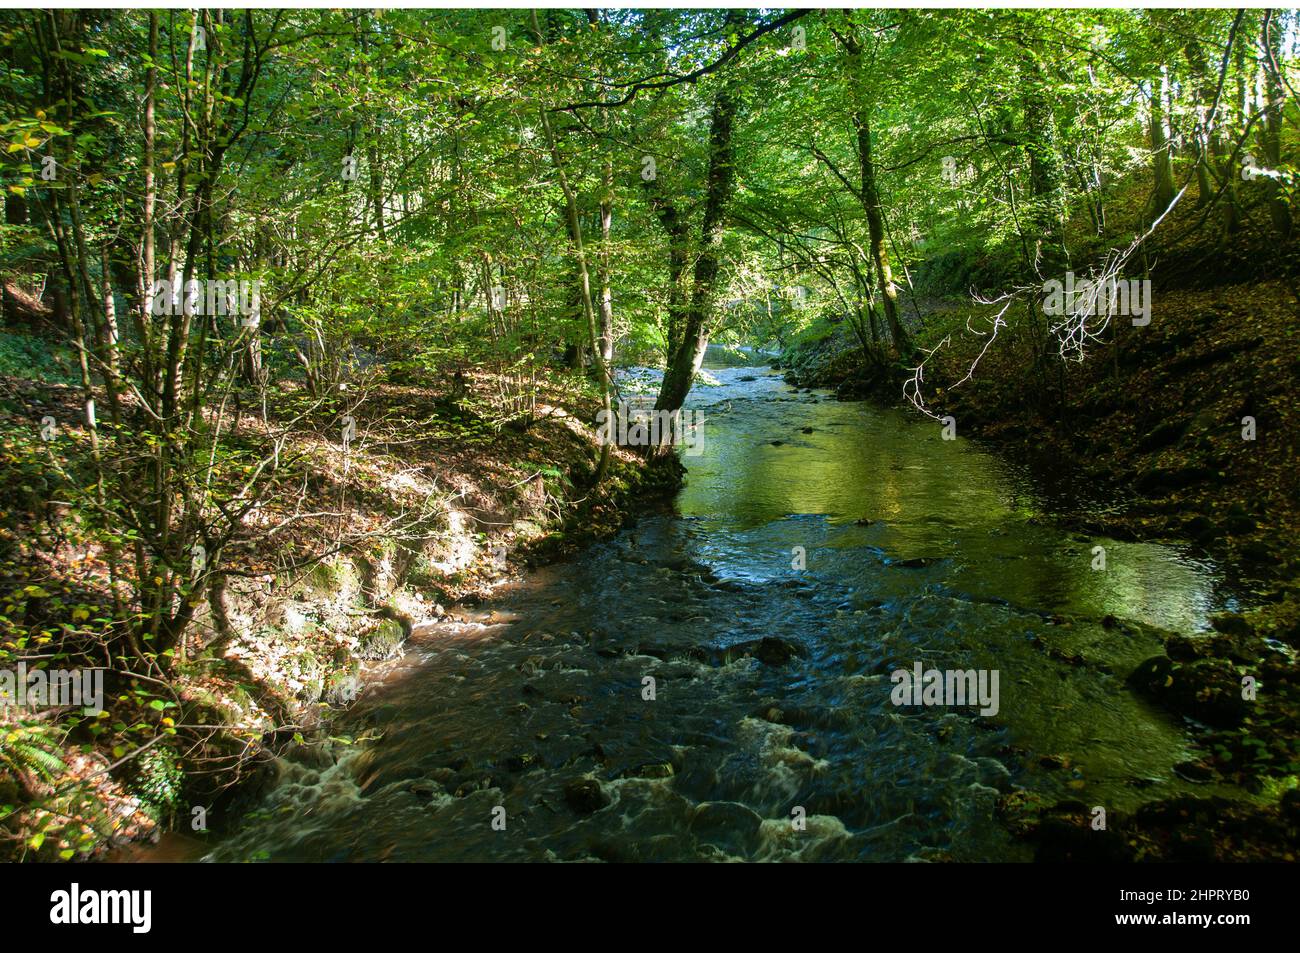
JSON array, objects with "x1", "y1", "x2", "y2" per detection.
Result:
[{"x1": 188, "y1": 348, "x2": 1248, "y2": 862}]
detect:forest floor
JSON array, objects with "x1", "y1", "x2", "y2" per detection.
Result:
[
  {"x1": 778, "y1": 277, "x2": 1300, "y2": 860},
  {"x1": 0, "y1": 361, "x2": 677, "y2": 860}
]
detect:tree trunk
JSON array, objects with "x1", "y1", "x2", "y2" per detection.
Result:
[
  {"x1": 1183, "y1": 38, "x2": 1219, "y2": 207},
  {"x1": 655, "y1": 77, "x2": 741, "y2": 413},
  {"x1": 854, "y1": 116, "x2": 910, "y2": 358},
  {"x1": 590, "y1": 9, "x2": 615, "y2": 371},
  {"x1": 1149, "y1": 72, "x2": 1177, "y2": 216},
  {"x1": 837, "y1": 26, "x2": 911, "y2": 358},
  {"x1": 533, "y1": 12, "x2": 611, "y2": 482},
  {"x1": 1262, "y1": 11, "x2": 1292, "y2": 238},
  {"x1": 596, "y1": 156, "x2": 615, "y2": 370}
]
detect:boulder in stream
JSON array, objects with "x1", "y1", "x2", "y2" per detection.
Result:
[{"x1": 563, "y1": 777, "x2": 609, "y2": 815}]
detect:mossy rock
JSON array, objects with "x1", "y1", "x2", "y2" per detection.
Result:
[
  {"x1": 406, "y1": 553, "x2": 442, "y2": 589},
  {"x1": 283, "y1": 558, "x2": 357, "y2": 600},
  {"x1": 1247, "y1": 591, "x2": 1300, "y2": 648},
  {"x1": 352, "y1": 554, "x2": 379, "y2": 603},
  {"x1": 324, "y1": 662, "x2": 362, "y2": 706},
  {"x1": 357, "y1": 618, "x2": 406, "y2": 661},
  {"x1": 305, "y1": 560, "x2": 347, "y2": 595},
  {"x1": 512, "y1": 519, "x2": 543, "y2": 540},
  {"x1": 185, "y1": 683, "x2": 257, "y2": 727},
  {"x1": 290, "y1": 649, "x2": 327, "y2": 705},
  {"x1": 300, "y1": 671, "x2": 325, "y2": 706},
  {"x1": 1128, "y1": 655, "x2": 1250, "y2": 728}
]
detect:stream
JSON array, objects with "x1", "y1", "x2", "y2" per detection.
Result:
[{"x1": 172, "y1": 348, "x2": 1252, "y2": 862}]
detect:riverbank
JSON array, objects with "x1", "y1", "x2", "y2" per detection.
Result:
[
  {"x1": 0, "y1": 365, "x2": 677, "y2": 860},
  {"x1": 778, "y1": 281, "x2": 1300, "y2": 859},
  {"x1": 780, "y1": 280, "x2": 1298, "y2": 575}
]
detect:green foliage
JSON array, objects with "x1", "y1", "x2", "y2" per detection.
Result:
[
  {"x1": 0, "y1": 330, "x2": 74, "y2": 383},
  {"x1": 0, "y1": 722, "x2": 66, "y2": 786},
  {"x1": 127, "y1": 745, "x2": 184, "y2": 823},
  {"x1": 0, "y1": 3, "x2": 1294, "y2": 861}
]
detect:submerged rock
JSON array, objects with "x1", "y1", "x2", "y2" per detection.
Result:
[
  {"x1": 1173, "y1": 760, "x2": 1217, "y2": 783},
  {"x1": 503, "y1": 753, "x2": 538, "y2": 773},
  {"x1": 712, "y1": 636, "x2": 804, "y2": 667},
  {"x1": 689, "y1": 800, "x2": 763, "y2": 852},
  {"x1": 1128, "y1": 655, "x2": 1250, "y2": 728},
  {"x1": 894, "y1": 556, "x2": 939, "y2": 569},
  {"x1": 1183, "y1": 515, "x2": 1220, "y2": 542},
  {"x1": 1209, "y1": 612, "x2": 1254, "y2": 638},
  {"x1": 408, "y1": 779, "x2": 441, "y2": 801},
  {"x1": 563, "y1": 777, "x2": 609, "y2": 815}
]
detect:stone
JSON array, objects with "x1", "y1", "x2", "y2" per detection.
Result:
[
  {"x1": 563, "y1": 777, "x2": 608, "y2": 815},
  {"x1": 357, "y1": 618, "x2": 405, "y2": 661},
  {"x1": 689, "y1": 800, "x2": 763, "y2": 851}
]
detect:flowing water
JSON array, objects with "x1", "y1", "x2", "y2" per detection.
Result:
[{"x1": 186, "y1": 348, "x2": 1251, "y2": 862}]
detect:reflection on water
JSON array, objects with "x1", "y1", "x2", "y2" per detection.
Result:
[{"x1": 194, "y1": 349, "x2": 1244, "y2": 862}]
